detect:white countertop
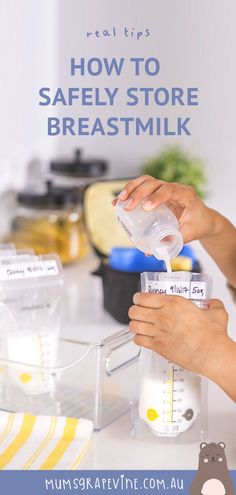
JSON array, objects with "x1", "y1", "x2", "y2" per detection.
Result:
[{"x1": 62, "y1": 249, "x2": 236, "y2": 470}]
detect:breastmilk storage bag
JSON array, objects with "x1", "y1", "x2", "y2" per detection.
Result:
[
  {"x1": 0, "y1": 248, "x2": 35, "y2": 383},
  {"x1": 0, "y1": 254, "x2": 64, "y2": 395},
  {"x1": 132, "y1": 271, "x2": 211, "y2": 440}
]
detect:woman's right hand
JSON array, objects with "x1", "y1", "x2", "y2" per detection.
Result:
[{"x1": 113, "y1": 175, "x2": 218, "y2": 243}]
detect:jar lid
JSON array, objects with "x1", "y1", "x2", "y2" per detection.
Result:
[
  {"x1": 17, "y1": 181, "x2": 81, "y2": 209},
  {"x1": 50, "y1": 149, "x2": 108, "y2": 178}
]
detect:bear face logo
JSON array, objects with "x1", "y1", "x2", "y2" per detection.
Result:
[
  {"x1": 200, "y1": 442, "x2": 227, "y2": 469},
  {"x1": 190, "y1": 442, "x2": 235, "y2": 495}
]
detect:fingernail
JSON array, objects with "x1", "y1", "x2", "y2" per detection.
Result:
[
  {"x1": 125, "y1": 198, "x2": 133, "y2": 210},
  {"x1": 118, "y1": 189, "x2": 128, "y2": 200},
  {"x1": 142, "y1": 200, "x2": 154, "y2": 211},
  {"x1": 133, "y1": 293, "x2": 140, "y2": 304}
]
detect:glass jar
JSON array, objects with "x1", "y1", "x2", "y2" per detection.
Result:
[
  {"x1": 0, "y1": 189, "x2": 17, "y2": 242},
  {"x1": 131, "y1": 271, "x2": 211, "y2": 442},
  {"x1": 6, "y1": 181, "x2": 89, "y2": 265}
]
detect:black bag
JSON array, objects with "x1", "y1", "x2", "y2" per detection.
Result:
[
  {"x1": 84, "y1": 179, "x2": 139, "y2": 324},
  {"x1": 93, "y1": 262, "x2": 140, "y2": 324}
]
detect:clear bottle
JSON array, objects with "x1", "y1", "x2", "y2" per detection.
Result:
[{"x1": 115, "y1": 200, "x2": 183, "y2": 263}]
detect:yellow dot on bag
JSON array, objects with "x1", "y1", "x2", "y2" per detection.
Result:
[
  {"x1": 147, "y1": 408, "x2": 159, "y2": 421},
  {"x1": 20, "y1": 373, "x2": 32, "y2": 383},
  {"x1": 0, "y1": 367, "x2": 4, "y2": 373}
]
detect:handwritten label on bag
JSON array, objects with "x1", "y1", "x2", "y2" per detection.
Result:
[
  {"x1": 145, "y1": 280, "x2": 207, "y2": 300},
  {"x1": 190, "y1": 281, "x2": 207, "y2": 299},
  {"x1": 0, "y1": 260, "x2": 59, "y2": 281}
]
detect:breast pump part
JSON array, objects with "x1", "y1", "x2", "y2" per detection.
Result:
[
  {"x1": 138, "y1": 271, "x2": 211, "y2": 437},
  {"x1": 115, "y1": 200, "x2": 183, "y2": 268}
]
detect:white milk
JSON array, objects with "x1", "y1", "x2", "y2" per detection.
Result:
[
  {"x1": 155, "y1": 245, "x2": 172, "y2": 273},
  {"x1": 5, "y1": 330, "x2": 59, "y2": 394},
  {"x1": 139, "y1": 370, "x2": 201, "y2": 437}
]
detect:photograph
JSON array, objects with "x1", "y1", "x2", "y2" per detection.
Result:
[{"x1": 0, "y1": 0, "x2": 236, "y2": 492}]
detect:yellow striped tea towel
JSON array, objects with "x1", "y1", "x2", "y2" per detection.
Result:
[{"x1": 0, "y1": 411, "x2": 93, "y2": 470}]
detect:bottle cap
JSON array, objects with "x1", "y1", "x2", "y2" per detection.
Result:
[
  {"x1": 50, "y1": 149, "x2": 108, "y2": 178},
  {"x1": 17, "y1": 181, "x2": 81, "y2": 209}
]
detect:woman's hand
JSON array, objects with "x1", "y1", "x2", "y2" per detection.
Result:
[
  {"x1": 129, "y1": 292, "x2": 236, "y2": 402},
  {"x1": 129, "y1": 292, "x2": 229, "y2": 379},
  {"x1": 113, "y1": 175, "x2": 218, "y2": 243},
  {"x1": 113, "y1": 175, "x2": 236, "y2": 288}
]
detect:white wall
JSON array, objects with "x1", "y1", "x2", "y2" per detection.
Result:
[
  {"x1": 57, "y1": 0, "x2": 236, "y2": 223},
  {"x1": 1, "y1": 0, "x2": 235, "y2": 223},
  {"x1": 0, "y1": 0, "x2": 58, "y2": 192}
]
